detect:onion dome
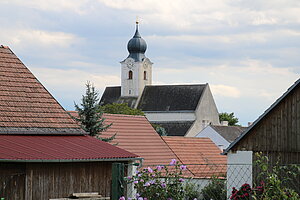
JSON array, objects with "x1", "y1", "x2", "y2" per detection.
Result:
[{"x1": 127, "y1": 22, "x2": 147, "y2": 61}]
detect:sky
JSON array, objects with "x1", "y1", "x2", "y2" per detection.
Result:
[{"x1": 0, "y1": 0, "x2": 300, "y2": 126}]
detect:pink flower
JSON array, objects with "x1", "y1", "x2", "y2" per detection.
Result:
[
  {"x1": 147, "y1": 167, "x2": 153, "y2": 173},
  {"x1": 179, "y1": 178, "x2": 184, "y2": 182},
  {"x1": 119, "y1": 196, "x2": 125, "y2": 200},
  {"x1": 156, "y1": 165, "x2": 164, "y2": 171},
  {"x1": 180, "y1": 165, "x2": 187, "y2": 170},
  {"x1": 170, "y1": 159, "x2": 177, "y2": 165}
]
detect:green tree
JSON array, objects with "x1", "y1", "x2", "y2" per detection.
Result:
[
  {"x1": 73, "y1": 82, "x2": 114, "y2": 142},
  {"x1": 101, "y1": 103, "x2": 144, "y2": 116},
  {"x1": 151, "y1": 124, "x2": 167, "y2": 136},
  {"x1": 219, "y1": 112, "x2": 239, "y2": 126}
]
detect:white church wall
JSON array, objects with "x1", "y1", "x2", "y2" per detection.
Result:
[
  {"x1": 144, "y1": 112, "x2": 196, "y2": 122},
  {"x1": 195, "y1": 126, "x2": 230, "y2": 149},
  {"x1": 185, "y1": 85, "x2": 220, "y2": 137},
  {"x1": 121, "y1": 58, "x2": 152, "y2": 98}
]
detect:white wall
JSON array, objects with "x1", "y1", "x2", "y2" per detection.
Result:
[
  {"x1": 185, "y1": 85, "x2": 220, "y2": 137},
  {"x1": 121, "y1": 57, "x2": 152, "y2": 97},
  {"x1": 195, "y1": 125, "x2": 230, "y2": 149},
  {"x1": 145, "y1": 112, "x2": 196, "y2": 122},
  {"x1": 227, "y1": 150, "x2": 253, "y2": 199}
]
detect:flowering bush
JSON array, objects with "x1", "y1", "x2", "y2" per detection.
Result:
[
  {"x1": 230, "y1": 153, "x2": 300, "y2": 200},
  {"x1": 121, "y1": 159, "x2": 188, "y2": 200},
  {"x1": 230, "y1": 183, "x2": 252, "y2": 200}
]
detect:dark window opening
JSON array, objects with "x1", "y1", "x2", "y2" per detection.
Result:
[
  {"x1": 128, "y1": 70, "x2": 133, "y2": 79},
  {"x1": 144, "y1": 71, "x2": 147, "y2": 80}
]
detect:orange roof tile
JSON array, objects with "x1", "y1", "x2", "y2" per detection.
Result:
[
  {"x1": 99, "y1": 113, "x2": 178, "y2": 166},
  {"x1": 0, "y1": 46, "x2": 83, "y2": 134},
  {"x1": 162, "y1": 136, "x2": 227, "y2": 178}
]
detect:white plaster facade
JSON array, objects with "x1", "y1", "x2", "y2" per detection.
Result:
[
  {"x1": 121, "y1": 57, "x2": 152, "y2": 97},
  {"x1": 226, "y1": 150, "x2": 253, "y2": 198},
  {"x1": 185, "y1": 85, "x2": 220, "y2": 137},
  {"x1": 145, "y1": 112, "x2": 196, "y2": 122},
  {"x1": 195, "y1": 125, "x2": 230, "y2": 149}
]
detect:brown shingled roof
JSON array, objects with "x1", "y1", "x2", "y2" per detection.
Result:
[
  {"x1": 0, "y1": 46, "x2": 83, "y2": 134},
  {"x1": 162, "y1": 136, "x2": 227, "y2": 178},
  {"x1": 99, "y1": 113, "x2": 178, "y2": 166}
]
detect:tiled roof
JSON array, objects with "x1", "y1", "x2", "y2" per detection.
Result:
[
  {"x1": 0, "y1": 135, "x2": 138, "y2": 161},
  {"x1": 152, "y1": 121, "x2": 194, "y2": 136},
  {"x1": 162, "y1": 136, "x2": 227, "y2": 177},
  {"x1": 100, "y1": 86, "x2": 138, "y2": 108},
  {"x1": 211, "y1": 125, "x2": 246, "y2": 143},
  {"x1": 137, "y1": 84, "x2": 206, "y2": 111},
  {"x1": 100, "y1": 84, "x2": 207, "y2": 112},
  {"x1": 0, "y1": 45, "x2": 83, "y2": 134},
  {"x1": 98, "y1": 113, "x2": 178, "y2": 166}
]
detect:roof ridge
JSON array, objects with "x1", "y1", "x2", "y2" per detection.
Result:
[{"x1": 145, "y1": 83, "x2": 207, "y2": 87}]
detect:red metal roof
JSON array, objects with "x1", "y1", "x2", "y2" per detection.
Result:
[
  {"x1": 95, "y1": 113, "x2": 178, "y2": 166},
  {"x1": 0, "y1": 46, "x2": 82, "y2": 133},
  {"x1": 162, "y1": 136, "x2": 227, "y2": 177},
  {"x1": 0, "y1": 135, "x2": 138, "y2": 161}
]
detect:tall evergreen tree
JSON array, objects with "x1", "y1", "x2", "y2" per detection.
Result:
[{"x1": 73, "y1": 82, "x2": 114, "y2": 142}]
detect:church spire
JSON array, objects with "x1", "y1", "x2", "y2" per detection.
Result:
[{"x1": 127, "y1": 21, "x2": 147, "y2": 61}]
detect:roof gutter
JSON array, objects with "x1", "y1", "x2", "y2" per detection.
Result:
[{"x1": 0, "y1": 157, "x2": 143, "y2": 163}]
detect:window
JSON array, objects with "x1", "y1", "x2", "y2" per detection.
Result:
[
  {"x1": 128, "y1": 70, "x2": 133, "y2": 79},
  {"x1": 144, "y1": 71, "x2": 147, "y2": 80},
  {"x1": 129, "y1": 90, "x2": 131, "y2": 94}
]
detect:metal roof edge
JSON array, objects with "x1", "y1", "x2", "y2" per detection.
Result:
[
  {"x1": 223, "y1": 78, "x2": 300, "y2": 155},
  {"x1": 0, "y1": 157, "x2": 143, "y2": 163}
]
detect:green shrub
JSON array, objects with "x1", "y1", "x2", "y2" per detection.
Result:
[
  {"x1": 201, "y1": 177, "x2": 226, "y2": 200},
  {"x1": 184, "y1": 182, "x2": 201, "y2": 200}
]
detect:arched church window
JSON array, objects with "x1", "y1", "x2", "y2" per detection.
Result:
[
  {"x1": 144, "y1": 71, "x2": 147, "y2": 80},
  {"x1": 128, "y1": 70, "x2": 133, "y2": 79}
]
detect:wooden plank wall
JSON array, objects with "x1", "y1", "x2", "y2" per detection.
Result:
[
  {"x1": 0, "y1": 163, "x2": 26, "y2": 200},
  {"x1": 233, "y1": 85, "x2": 300, "y2": 164},
  {"x1": 25, "y1": 162, "x2": 113, "y2": 200}
]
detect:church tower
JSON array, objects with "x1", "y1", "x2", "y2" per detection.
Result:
[{"x1": 120, "y1": 21, "x2": 153, "y2": 97}]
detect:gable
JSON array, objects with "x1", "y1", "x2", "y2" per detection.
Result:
[
  {"x1": 137, "y1": 84, "x2": 206, "y2": 111},
  {"x1": 0, "y1": 46, "x2": 83, "y2": 135},
  {"x1": 225, "y1": 78, "x2": 300, "y2": 154}
]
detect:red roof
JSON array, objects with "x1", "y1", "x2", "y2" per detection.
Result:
[
  {"x1": 0, "y1": 135, "x2": 138, "y2": 161},
  {"x1": 97, "y1": 113, "x2": 178, "y2": 166},
  {"x1": 162, "y1": 136, "x2": 227, "y2": 177},
  {"x1": 0, "y1": 46, "x2": 82, "y2": 134}
]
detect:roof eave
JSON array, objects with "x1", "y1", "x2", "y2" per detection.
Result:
[{"x1": 0, "y1": 157, "x2": 143, "y2": 163}]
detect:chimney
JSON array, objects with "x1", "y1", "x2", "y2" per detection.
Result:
[{"x1": 221, "y1": 121, "x2": 229, "y2": 126}]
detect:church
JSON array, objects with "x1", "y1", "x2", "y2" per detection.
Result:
[{"x1": 100, "y1": 22, "x2": 220, "y2": 137}]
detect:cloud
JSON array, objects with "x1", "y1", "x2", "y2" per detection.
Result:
[
  {"x1": 0, "y1": 29, "x2": 82, "y2": 49},
  {"x1": 210, "y1": 85, "x2": 241, "y2": 98},
  {"x1": 1, "y1": 0, "x2": 93, "y2": 15}
]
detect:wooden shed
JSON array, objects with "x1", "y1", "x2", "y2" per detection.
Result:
[
  {"x1": 224, "y1": 78, "x2": 300, "y2": 164},
  {"x1": 223, "y1": 78, "x2": 300, "y2": 197},
  {"x1": 0, "y1": 45, "x2": 139, "y2": 199}
]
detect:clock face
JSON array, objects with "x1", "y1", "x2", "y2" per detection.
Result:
[
  {"x1": 142, "y1": 61, "x2": 147, "y2": 68},
  {"x1": 126, "y1": 59, "x2": 134, "y2": 69}
]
